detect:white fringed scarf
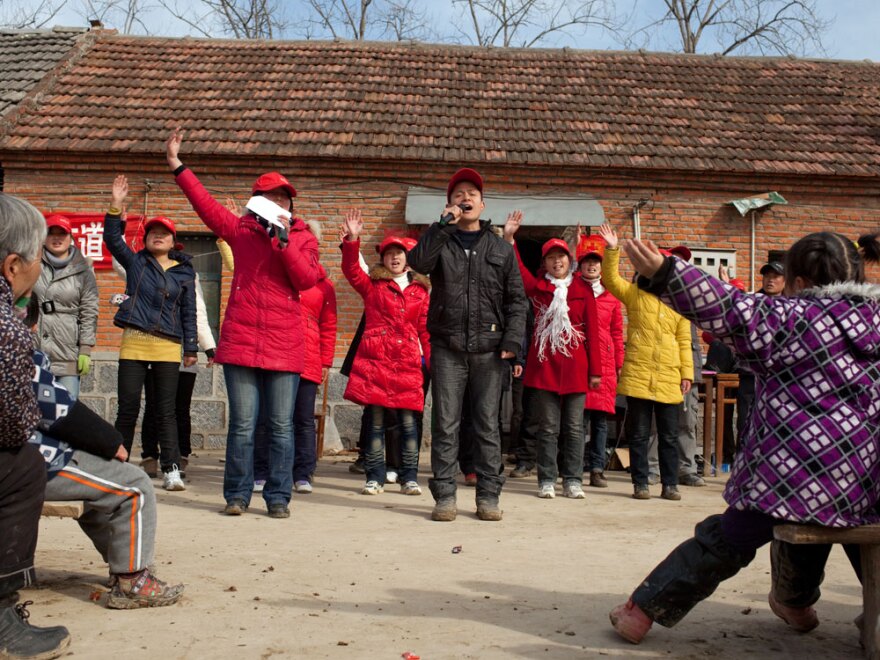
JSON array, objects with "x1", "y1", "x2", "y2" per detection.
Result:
[{"x1": 534, "y1": 272, "x2": 584, "y2": 361}]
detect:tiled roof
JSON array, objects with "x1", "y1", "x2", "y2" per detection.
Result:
[
  {"x1": 3, "y1": 35, "x2": 880, "y2": 177},
  {"x1": 0, "y1": 28, "x2": 87, "y2": 117}
]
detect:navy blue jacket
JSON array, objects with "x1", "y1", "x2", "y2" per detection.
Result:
[{"x1": 103, "y1": 214, "x2": 198, "y2": 354}]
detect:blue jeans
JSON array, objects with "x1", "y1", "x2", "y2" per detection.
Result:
[
  {"x1": 584, "y1": 408, "x2": 609, "y2": 472},
  {"x1": 224, "y1": 364, "x2": 299, "y2": 506},
  {"x1": 365, "y1": 406, "x2": 419, "y2": 485},
  {"x1": 56, "y1": 375, "x2": 79, "y2": 400},
  {"x1": 532, "y1": 389, "x2": 586, "y2": 485}
]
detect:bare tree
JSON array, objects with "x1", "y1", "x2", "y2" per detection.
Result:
[
  {"x1": 301, "y1": 0, "x2": 432, "y2": 41},
  {"x1": 77, "y1": 0, "x2": 153, "y2": 34},
  {"x1": 158, "y1": 0, "x2": 287, "y2": 39},
  {"x1": 452, "y1": 0, "x2": 619, "y2": 48},
  {"x1": 0, "y1": 0, "x2": 63, "y2": 28},
  {"x1": 627, "y1": 0, "x2": 830, "y2": 56}
]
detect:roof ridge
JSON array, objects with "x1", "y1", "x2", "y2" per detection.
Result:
[{"x1": 86, "y1": 31, "x2": 880, "y2": 66}]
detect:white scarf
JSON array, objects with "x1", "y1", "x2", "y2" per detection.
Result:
[
  {"x1": 586, "y1": 277, "x2": 605, "y2": 297},
  {"x1": 534, "y1": 272, "x2": 584, "y2": 361}
]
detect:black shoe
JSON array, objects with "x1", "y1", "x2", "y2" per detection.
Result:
[
  {"x1": 509, "y1": 463, "x2": 534, "y2": 478},
  {"x1": 267, "y1": 503, "x2": 290, "y2": 519},
  {"x1": 348, "y1": 458, "x2": 365, "y2": 474},
  {"x1": 661, "y1": 485, "x2": 682, "y2": 501},
  {"x1": 223, "y1": 499, "x2": 248, "y2": 515},
  {"x1": 0, "y1": 601, "x2": 71, "y2": 660}
]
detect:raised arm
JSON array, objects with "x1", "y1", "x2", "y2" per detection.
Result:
[
  {"x1": 167, "y1": 130, "x2": 240, "y2": 238},
  {"x1": 339, "y1": 210, "x2": 373, "y2": 298},
  {"x1": 597, "y1": 224, "x2": 635, "y2": 305},
  {"x1": 103, "y1": 175, "x2": 136, "y2": 268}
]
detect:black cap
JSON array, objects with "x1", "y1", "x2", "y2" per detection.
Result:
[{"x1": 760, "y1": 261, "x2": 784, "y2": 275}]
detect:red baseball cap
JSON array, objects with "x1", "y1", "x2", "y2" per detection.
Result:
[
  {"x1": 45, "y1": 214, "x2": 72, "y2": 234},
  {"x1": 144, "y1": 216, "x2": 176, "y2": 237},
  {"x1": 252, "y1": 172, "x2": 297, "y2": 198},
  {"x1": 729, "y1": 278, "x2": 746, "y2": 292},
  {"x1": 669, "y1": 245, "x2": 692, "y2": 261},
  {"x1": 377, "y1": 236, "x2": 411, "y2": 255},
  {"x1": 541, "y1": 238, "x2": 572, "y2": 259},
  {"x1": 576, "y1": 234, "x2": 606, "y2": 262},
  {"x1": 446, "y1": 168, "x2": 483, "y2": 201}
]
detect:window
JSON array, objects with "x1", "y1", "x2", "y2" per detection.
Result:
[{"x1": 177, "y1": 234, "x2": 221, "y2": 343}]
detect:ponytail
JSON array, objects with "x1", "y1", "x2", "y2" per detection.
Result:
[{"x1": 857, "y1": 232, "x2": 880, "y2": 264}]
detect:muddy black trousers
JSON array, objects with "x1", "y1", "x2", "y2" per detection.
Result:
[
  {"x1": 632, "y1": 506, "x2": 863, "y2": 627},
  {"x1": 0, "y1": 445, "x2": 46, "y2": 607}
]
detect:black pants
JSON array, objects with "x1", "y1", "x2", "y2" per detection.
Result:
[
  {"x1": 625, "y1": 396, "x2": 679, "y2": 487},
  {"x1": 513, "y1": 386, "x2": 539, "y2": 467},
  {"x1": 116, "y1": 359, "x2": 181, "y2": 472},
  {"x1": 632, "y1": 507, "x2": 864, "y2": 627},
  {"x1": 142, "y1": 369, "x2": 197, "y2": 459},
  {"x1": 0, "y1": 445, "x2": 46, "y2": 605}
]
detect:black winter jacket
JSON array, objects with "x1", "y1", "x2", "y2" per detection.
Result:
[
  {"x1": 103, "y1": 214, "x2": 198, "y2": 354},
  {"x1": 407, "y1": 220, "x2": 527, "y2": 356}
]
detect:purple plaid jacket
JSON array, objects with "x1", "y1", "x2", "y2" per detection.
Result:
[{"x1": 662, "y1": 260, "x2": 880, "y2": 527}]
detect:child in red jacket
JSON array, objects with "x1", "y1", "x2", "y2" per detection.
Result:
[
  {"x1": 340, "y1": 210, "x2": 431, "y2": 496},
  {"x1": 504, "y1": 213, "x2": 602, "y2": 499}
]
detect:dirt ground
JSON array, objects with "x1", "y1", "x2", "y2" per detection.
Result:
[{"x1": 27, "y1": 451, "x2": 864, "y2": 660}]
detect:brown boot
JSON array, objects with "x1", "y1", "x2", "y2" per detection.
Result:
[
  {"x1": 139, "y1": 457, "x2": 158, "y2": 478},
  {"x1": 589, "y1": 470, "x2": 608, "y2": 488},
  {"x1": 431, "y1": 497, "x2": 457, "y2": 522}
]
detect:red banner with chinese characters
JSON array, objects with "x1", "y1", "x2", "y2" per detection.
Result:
[{"x1": 41, "y1": 213, "x2": 146, "y2": 270}]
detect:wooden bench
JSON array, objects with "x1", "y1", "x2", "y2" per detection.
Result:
[
  {"x1": 774, "y1": 523, "x2": 880, "y2": 659},
  {"x1": 41, "y1": 501, "x2": 83, "y2": 519}
]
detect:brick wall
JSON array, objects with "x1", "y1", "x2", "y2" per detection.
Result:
[{"x1": 5, "y1": 150, "x2": 879, "y2": 445}]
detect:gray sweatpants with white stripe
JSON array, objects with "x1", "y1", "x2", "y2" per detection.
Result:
[{"x1": 44, "y1": 450, "x2": 156, "y2": 575}]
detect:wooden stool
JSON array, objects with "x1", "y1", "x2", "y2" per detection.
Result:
[
  {"x1": 41, "y1": 501, "x2": 83, "y2": 519},
  {"x1": 774, "y1": 523, "x2": 880, "y2": 659}
]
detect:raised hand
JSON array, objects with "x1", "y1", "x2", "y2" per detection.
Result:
[
  {"x1": 166, "y1": 127, "x2": 183, "y2": 169},
  {"x1": 503, "y1": 209, "x2": 523, "y2": 244},
  {"x1": 718, "y1": 265, "x2": 730, "y2": 283},
  {"x1": 224, "y1": 197, "x2": 241, "y2": 216},
  {"x1": 622, "y1": 238, "x2": 665, "y2": 278},
  {"x1": 341, "y1": 209, "x2": 363, "y2": 241},
  {"x1": 111, "y1": 175, "x2": 128, "y2": 210},
  {"x1": 597, "y1": 222, "x2": 618, "y2": 250}
]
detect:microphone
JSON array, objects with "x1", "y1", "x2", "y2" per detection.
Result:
[{"x1": 440, "y1": 203, "x2": 471, "y2": 224}]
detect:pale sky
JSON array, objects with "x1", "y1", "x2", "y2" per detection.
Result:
[{"x1": 45, "y1": 0, "x2": 880, "y2": 62}]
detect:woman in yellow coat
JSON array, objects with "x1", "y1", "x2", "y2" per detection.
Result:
[{"x1": 597, "y1": 224, "x2": 693, "y2": 501}]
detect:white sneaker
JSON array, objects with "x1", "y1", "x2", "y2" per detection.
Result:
[
  {"x1": 385, "y1": 470, "x2": 398, "y2": 484},
  {"x1": 563, "y1": 482, "x2": 586, "y2": 499},
  {"x1": 163, "y1": 467, "x2": 185, "y2": 491},
  {"x1": 401, "y1": 481, "x2": 422, "y2": 496},
  {"x1": 253, "y1": 479, "x2": 266, "y2": 493},
  {"x1": 361, "y1": 480, "x2": 384, "y2": 495},
  {"x1": 537, "y1": 482, "x2": 556, "y2": 499},
  {"x1": 294, "y1": 480, "x2": 313, "y2": 494}
]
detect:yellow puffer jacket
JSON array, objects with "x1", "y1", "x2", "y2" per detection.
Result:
[{"x1": 602, "y1": 247, "x2": 693, "y2": 404}]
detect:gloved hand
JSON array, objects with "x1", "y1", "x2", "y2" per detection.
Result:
[{"x1": 77, "y1": 354, "x2": 91, "y2": 376}]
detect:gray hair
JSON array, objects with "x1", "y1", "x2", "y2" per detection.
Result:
[{"x1": 0, "y1": 194, "x2": 46, "y2": 264}]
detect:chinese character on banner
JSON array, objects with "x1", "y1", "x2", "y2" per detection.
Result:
[{"x1": 41, "y1": 213, "x2": 145, "y2": 270}]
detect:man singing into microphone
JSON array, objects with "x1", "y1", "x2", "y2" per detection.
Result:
[{"x1": 408, "y1": 168, "x2": 527, "y2": 522}]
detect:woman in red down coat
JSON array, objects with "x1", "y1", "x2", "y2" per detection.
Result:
[
  {"x1": 504, "y1": 212, "x2": 601, "y2": 500},
  {"x1": 167, "y1": 129, "x2": 319, "y2": 517},
  {"x1": 339, "y1": 209, "x2": 430, "y2": 497},
  {"x1": 576, "y1": 232, "x2": 624, "y2": 488}
]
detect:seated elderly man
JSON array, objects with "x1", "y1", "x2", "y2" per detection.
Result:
[{"x1": 0, "y1": 193, "x2": 70, "y2": 659}]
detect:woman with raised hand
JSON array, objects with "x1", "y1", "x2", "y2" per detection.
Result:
[
  {"x1": 166, "y1": 129, "x2": 319, "y2": 518},
  {"x1": 103, "y1": 175, "x2": 197, "y2": 492}
]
